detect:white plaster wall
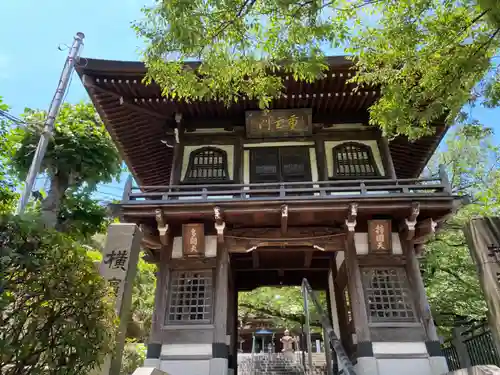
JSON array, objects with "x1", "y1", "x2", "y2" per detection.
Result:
[
  {"x1": 161, "y1": 344, "x2": 212, "y2": 357},
  {"x1": 370, "y1": 342, "x2": 448, "y2": 375},
  {"x1": 373, "y1": 342, "x2": 427, "y2": 355},
  {"x1": 160, "y1": 360, "x2": 210, "y2": 375},
  {"x1": 354, "y1": 233, "x2": 402, "y2": 255},
  {"x1": 377, "y1": 358, "x2": 433, "y2": 375},
  {"x1": 324, "y1": 140, "x2": 385, "y2": 177},
  {"x1": 181, "y1": 145, "x2": 235, "y2": 181},
  {"x1": 172, "y1": 235, "x2": 217, "y2": 259}
]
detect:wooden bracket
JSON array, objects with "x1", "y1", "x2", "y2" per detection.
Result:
[
  {"x1": 345, "y1": 203, "x2": 358, "y2": 236},
  {"x1": 214, "y1": 206, "x2": 225, "y2": 243},
  {"x1": 155, "y1": 209, "x2": 169, "y2": 245},
  {"x1": 281, "y1": 204, "x2": 288, "y2": 234},
  {"x1": 401, "y1": 202, "x2": 420, "y2": 240}
]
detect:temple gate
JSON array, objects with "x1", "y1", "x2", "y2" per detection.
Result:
[{"x1": 78, "y1": 56, "x2": 461, "y2": 375}]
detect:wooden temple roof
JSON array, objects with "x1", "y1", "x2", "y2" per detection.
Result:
[{"x1": 76, "y1": 57, "x2": 446, "y2": 186}]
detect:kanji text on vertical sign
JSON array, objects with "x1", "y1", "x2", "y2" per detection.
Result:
[
  {"x1": 182, "y1": 223, "x2": 205, "y2": 257},
  {"x1": 98, "y1": 223, "x2": 142, "y2": 375},
  {"x1": 368, "y1": 220, "x2": 392, "y2": 253}
]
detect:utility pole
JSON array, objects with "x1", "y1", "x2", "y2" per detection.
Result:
[{"x1": 16, "y1": 32, "x2": 85, "y2": 215}]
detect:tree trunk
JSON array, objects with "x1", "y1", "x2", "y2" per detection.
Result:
[{"x1": 41, "y1": 174, "x2": 68, "y2": 228}]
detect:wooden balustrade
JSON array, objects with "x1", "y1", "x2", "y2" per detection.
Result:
[{"x1": 121, "y1": 175, "x2": 451, "y2": 204}]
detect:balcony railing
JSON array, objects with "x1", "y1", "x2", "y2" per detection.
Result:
[{"x1": 121, "y1": 166, "x2": 452, "y2": 204}]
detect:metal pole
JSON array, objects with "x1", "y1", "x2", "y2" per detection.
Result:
[
  {"x1": 16, "y1": 32, "x2": 85, "y2": 215},
  {"x1": 302, "y1": 283, "x2": 314, "y2": 371}
]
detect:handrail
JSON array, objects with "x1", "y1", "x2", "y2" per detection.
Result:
[
  {"x1": 122, "y1": 175, "x2": 450, "y2": 204},
  {"x1": 301, "y1": 278, "x2": 356, "y2": 375}
]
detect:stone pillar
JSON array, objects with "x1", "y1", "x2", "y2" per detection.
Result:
[
  {"x1": 210, "y1": 242, "x2": 229, "y2": 375},
  {"x1": 97, "y1": 223, "x2": 143, "y2": 375}
]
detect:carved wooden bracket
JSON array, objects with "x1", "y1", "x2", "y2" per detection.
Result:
[
  {"x1": 345, "y1": 203, "x2": 358, "y2": 233},
  {"x1": 281, "y1": 204, "x2": 288, "y2": 234},
  {"x1": 214, "y1": 206, "x2": 225, "y2": 243},
  {"x1": 401, "y1": 202, "x2": 420, "y2": 240},
  {"x1": 155, "y1": 209, "x2": 169, "y2": 245}
]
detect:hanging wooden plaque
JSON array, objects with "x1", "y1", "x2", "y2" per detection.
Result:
[
  {"x1": 245, "y1": 108, "x2": 313, "y2": 138},
  {"x1": 182, "y1": 223, "x2": 205, "y2": 257},
  {"x1": 367, "y1": 220, "x2": 392, "y2": 253}
]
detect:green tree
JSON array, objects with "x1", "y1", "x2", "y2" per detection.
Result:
[
  {"x1": 239, "y1": 286, "x2": 326, "y2": 332},
  {"x1": 134, "y1": 0, "x2": 500, "y2": 139},
  {"x1": 0, "y1": 214, "x2": 118, "y2": 375},
  {"x1": 0, "y1": 97, "x2": 18, "y2": 214},
  {"x1": 421, "y1": 123, "x2": 499, "y2": 334},
  {"x1": 3, "y1": 102, "x2": 121, "y2": 227}
]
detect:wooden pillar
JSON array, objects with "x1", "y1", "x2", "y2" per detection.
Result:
[
  {"x1": 345, "y1": 233, "x2": 371, "y2": 344},
  {"x1": 169, "y1": 114, "x2": 183, "y2": 186},
  {"x1": 380, "y1": 136, "x2": 396, "y2": 179},
  {"x1": 402, "y1": 235, "x2": 439, "y2": 341},
  {"x1": 324, "y1": 286, "x2": 335, "y2": 375},
  {"x1": 210, "y1": 241, "x2": 230, "y2": 375},
  {"x1": 227, "y1": 269, "x2": 237, "y2": 375}
]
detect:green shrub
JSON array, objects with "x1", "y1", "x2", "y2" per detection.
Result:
[
  {"x1": 0, "y1": 214, "x2": 117, "y2": 374},
  {"x1": 120, "y1": 340, "x2": 146, "y2": 375}
]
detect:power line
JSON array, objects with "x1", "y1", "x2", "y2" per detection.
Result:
[{"x1": 0, "y1": 109, "x2": 28, "y2": 126}]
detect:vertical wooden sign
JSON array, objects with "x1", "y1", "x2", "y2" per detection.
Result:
[
  {"x1": 182, "y1": 223, "x2": 205, "y2": 257},
  {"x1": 368, "y1": 220, "x2": 392, "y2": 253}
]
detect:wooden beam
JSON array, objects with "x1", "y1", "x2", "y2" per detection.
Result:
[
  {"x1": 304, "y1": 251, "x2": 313, "y2": 268},
  {"x1": 281, "y1": 204, "x2": 288, "y2": 234},
  {"x1": 252, "y1": 251, "x2": 259, "y2": 268},
  {"x1": 214, "y1": 243, "x2": 229, "y2": 345},
  {"x1": 335, "y1": 261, "x2": 347, "y2": 289},
  {"x1": 357, "y1": 254, "x2": 405, "y2": 267},
  {"x1": 238, "y1": 267, "x2": 329, "y2": 272},
  {"x1": 82, "y1": 74, "x2": 167, "y2": 120}
]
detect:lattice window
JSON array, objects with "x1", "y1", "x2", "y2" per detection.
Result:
[
  {"x1": 361, "y1": 268, "x2": 416, "y2": 322},
  {"x1": 184, "y1": 147, "x2": 229, "y2": 183},
  {"x1": 166, "y1": 270, "x2": 213, "y2": 324},
  {"x1": 332, "y1": 142, "x2": 380, "y2": 177}
]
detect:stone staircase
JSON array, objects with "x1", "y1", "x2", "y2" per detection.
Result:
[
  {"x1": 237, "y1": 351, "x2": 331, "y2": 375},
  {"x1": 252, "y1": 353, "x2": 304, "y2": 375}
]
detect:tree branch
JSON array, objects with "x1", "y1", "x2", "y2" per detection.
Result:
[{"x1": 239, "y1": 302, "x2": 322, "y2": 327}]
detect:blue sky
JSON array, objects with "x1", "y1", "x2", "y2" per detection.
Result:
[{"x1": 1, "y1": 0, "x2": 499, "y2": 201}]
